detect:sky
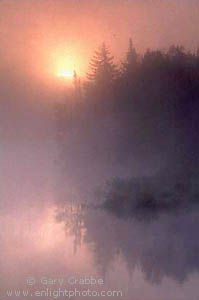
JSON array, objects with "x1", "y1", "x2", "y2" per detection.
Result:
[{"x1": 1, "y1": 0, "x2": 199, "y2": 83}]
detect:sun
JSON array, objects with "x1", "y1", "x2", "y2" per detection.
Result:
[
  {"x1": 59, "y1": 70, "x2": 73, "y2": 79},
  {"x1": 49, "y1": 49, "x2": 83, "y2": 81}
]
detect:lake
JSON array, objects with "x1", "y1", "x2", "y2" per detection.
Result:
[{"x1": 1, "y1": 141, "x2": 199, "y2": 300}]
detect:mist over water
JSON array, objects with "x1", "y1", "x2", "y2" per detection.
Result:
[
  {"x1": 1, "y1": 68, "x2": 199, "y2": 300},
  {"x1": 1, "y1": 1, "x2": 199, "y2": 299}
]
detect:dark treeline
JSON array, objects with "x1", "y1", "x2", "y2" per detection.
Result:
[{"x1": 55, "y1": 39, "x2": 199, "y2": 211}]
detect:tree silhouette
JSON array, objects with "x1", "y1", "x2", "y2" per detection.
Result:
[
  {"x1": 121, "y1": 38, "x2": 138, "y2": 75},
  {"x1": 55, "y1": 40, "x2": 199, "y2": 202},
  {"x1": 87, "y1": 43, "x2": 117, "y2": 85},
  {"x1": 73, "y1": 70, "x2": 82, "y2": 101}
]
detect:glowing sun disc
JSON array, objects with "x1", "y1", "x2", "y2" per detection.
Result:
[{"x1": 59, "y1": 70, "x2": 73, "y2": 78}]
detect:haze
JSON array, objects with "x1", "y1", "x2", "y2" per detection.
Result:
[
  {"x1": 1, "y1": 2, "x2": 199, "y2": 300},
  {"x1": 1, "y1": 0, "x2": 199, "y2": 82}
]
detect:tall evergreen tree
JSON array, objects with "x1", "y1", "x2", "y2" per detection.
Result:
[
  {"x1": 87, "y1": 43, "x2": 117, "y2": 85},
  {"x1": 73, "y1": 70, "x2": 82, "y2": 100},
  {"x1": 122, "y1": 38, "x2": 138, "y2": 74}
]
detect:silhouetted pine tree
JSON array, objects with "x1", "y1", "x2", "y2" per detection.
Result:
[
  {"x1": 87, "y1": 43, "x2": 117, "y2": 85},
  {"x1": 122, "y1": 38, "x2": 138, "y2": 74},
  {"x1": 73, "y1": 70, "x2": 82, "y2": 101}
]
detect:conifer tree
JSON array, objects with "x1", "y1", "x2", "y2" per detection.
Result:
[
  {"x1": 122, "y1": 38, "x2": 138, "y2": 74},
  {"x1": 87, "y1": 43, "x2": 117, "y2": 85}
]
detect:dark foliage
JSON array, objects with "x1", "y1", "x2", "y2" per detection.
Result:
[{"x1": 55, "y1": 41, "x2": 199, "y2": 211}]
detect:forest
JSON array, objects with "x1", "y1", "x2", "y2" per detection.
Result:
[{"x1": 55, "y1": 39, "x2": 199, "y2": 216}]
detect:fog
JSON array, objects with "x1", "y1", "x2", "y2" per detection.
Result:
[
  {"x1": 1, "y1": 1, "x2": 199, "y2": 299},
  {"x1": 1, "y1": 0, "x2": 199, "y2": 80}
]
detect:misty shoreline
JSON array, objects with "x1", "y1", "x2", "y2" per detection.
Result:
[{"x1": 100, "y1": 171, "x2": 199, "y2": 219}]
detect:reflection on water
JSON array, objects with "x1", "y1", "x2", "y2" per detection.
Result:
[
  {"x1": 55, "y1": 203, "x2": 86, "y2": 255},
  {"x1": 56, "y1": 203, "x2": 199, "y2": 285},
  {"x1": 2, "y1": 196, "x2": 199, "y2": 299}
]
